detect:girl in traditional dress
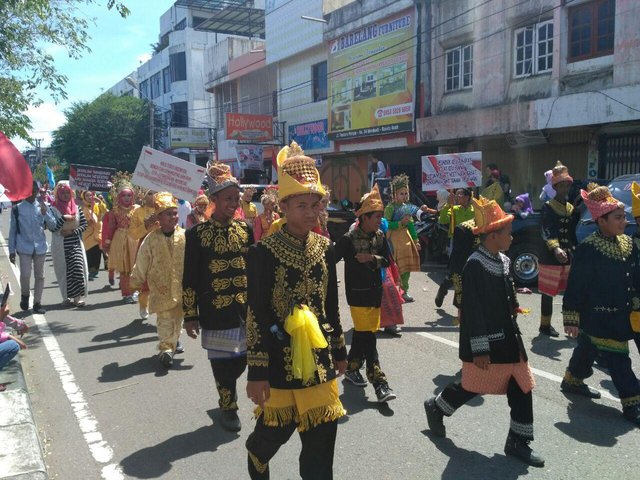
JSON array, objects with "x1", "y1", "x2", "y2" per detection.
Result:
[
  {"x1": 383, "y1": 174, "x2": 430, "y2": 302},
  {"x1": 79, "y1": 191, "x2": 103, "y2": 280},
  {"x1": 185, "y1": 194, "x2": 209, "y2": 229},
  {"x1": 253, "y1": 189, "x2": 279, "y2": 241},
  {"x1": 102, "y1": 182, "x2": 139, "y2": 304},
  {"x1": 45, "y1": 181, "x2": 89, "y2": 306}
]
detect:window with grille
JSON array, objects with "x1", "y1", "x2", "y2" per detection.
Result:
[
  {"x1": 139, "y1": 79, "x2": 149, "y2": 99},
  {"x1": 150, "y1": 72, "x2": 162, "y2": 99},
  {"x1": 170, "y1": 52, "x2": 187, "y2": 82},
  {"x1": 568, "y1": 0, "x2": 615, "y2": 62},
  {"x1": 514, "y1": 20, "x2": 553, "y2": 78},
  {"x1": 445, "y1": 44, "x2": 473, "y2": 92}
]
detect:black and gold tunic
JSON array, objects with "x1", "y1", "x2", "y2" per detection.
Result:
[
  {"x1": 246, "y1": 228, "x2": 347, "y2": 389},
  {"x1": 450, "y1": 219, "x2": 479, "y2": 308},
  {"x1": 540, "y1": 199, "x2": 578, "y2": 265},
  {"x1": 182, "y1": 219, "x2": 254, "y2": 330}
]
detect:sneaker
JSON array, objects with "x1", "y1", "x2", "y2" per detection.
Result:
[
  {"x1": 123, "y1": 296, "x2": 135, "y2": 304},
  {"x1": 401, "y1": 293, "x2": 414, "y2": 303},
  {"x1": 560, "y1": 379, "x2": 601, "y2": 399},
  {"x1": 424, "y1": 398, "x2": 446, "y2": 438},
  {"x1": 159, "y1": 351, "x2": 173, "y2": 368},
  {"x1": 132, "y1": 291, "x2": 139, "y2": 302},
  {"x1": 344, "y1": 369, "x2": 368, "y2": 387},
  {"x1": 220, "y1": 410, "x2": 241, "y2": 432},
  {"x1": 435, "y1": 283, "x2": 448, "y2": 308},
  {"x1": 20, "y1": 295, "x2": 29, "y2": 311},
  {"x1": 383, "y1": 326, "x2": 402, "y2": 336},
  {"x1": 32, "y1": 303, "x2": 46, "y2": 314},
  {"x1": 538, "y1": 325, "x2": 559, "y2": 337},
  {"x1": 139, "y1": 308, "x2": 149, "y2": 320},
  {"x1": 504, "y1": 432, "x2": 545, "y2": 467},
  {"x1": 374, "y1": 384, "x2": 397, "y2": 403},
  {"x1": 622, "y1": 405, "x2": 640, "y2": 427},
  {"x1": 73, "y1": 297, "x2": 86, "y2": 308},
  {"x1": 174, "y1": 341, "x2": 184, "y2": 354}
]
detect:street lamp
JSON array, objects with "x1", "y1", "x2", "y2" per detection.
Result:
[
  {"x1": 125, "y1": 76, "x2": 155, "y2": 148},
  {"x1": 301, "y1": 15, "x2": 327, "y2": 23}
]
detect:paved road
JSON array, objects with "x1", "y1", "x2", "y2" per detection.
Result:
[{"x1": 1, "y1": 219, "x2": 638, "y2": 479}]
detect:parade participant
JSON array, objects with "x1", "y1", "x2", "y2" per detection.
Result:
[
  {"x1": 316, "y1": 187, "x2": 332, "y2": 239},
  {"x1": 182, "y1": 162, "x2": 253, "y2": 432},
  {"x1": 239, "y1": 186, "x2": 258, "y2": 228},
  {"x1": 129, "y1": 190, "x2": 158, "y2": 320},
  {"x1": 79, "y1": 191, "x2": 103, "y2": 280},
  {"x1": 336, "y1": 184, "x2": 396, "y2": 402},
  {"x1": 445, "y1": 217, "x2": 479, "y2": 325},
  {"x1": 425, "y1": 196, "x2": 543, "y2": 467},
  {"x1": 560, "y1": 185, "x2": 640, "y2": 427},
  {"x1": 177, "y1": 198, "x2": 192, "y2": 229},
  {"x1": 45, "y1": 181, "x2": 89, "y2": 307},
  {"x1": 435, "y1": 188, "x2": 475, "y2": 307},
  {"x1": 185, "y1": 194, "x2": 209, "y2": 229},
  {"x1": 8, "y1": 181, "x2": 48, "y2": 314},
  {"x1": 245, "y1": 141, "x2": 347, "y2": 480},
  {"x1": 511, "y1": 193, "x2": 533, "y2": 219},
  {"x1": 384, "y1": 173, "x2": 431, "y2": 302},
  {"x1": 253, "y1": 189, "x2": 280, "y2": 241},
  {"x1": 131, "y1": 192, "x2": 186, "y2": 368},
  {"x1": 379, "y1": 217, "x2": 405, "y2": 334},
  {"x1": 538, "y1": 162, "x2": 577, "y2": 337},
  {"x1": 631, "y1": 182, "x2": 640, "y2": 354},
  {"x1": 102, "y1": 181, "x2": 139, "y2": 303}
]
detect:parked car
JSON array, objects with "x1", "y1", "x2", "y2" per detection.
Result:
[{"x1": 575, "y1": 174, "x2": 639, "y2": 243}]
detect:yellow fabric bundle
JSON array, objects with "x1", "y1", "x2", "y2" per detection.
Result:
[{"x1": 284, "y1": 304, "x2": 328, "y2": 383}]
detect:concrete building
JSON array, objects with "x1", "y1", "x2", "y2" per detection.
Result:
[{"x1": 417, "y1": 0, "x2": 640, "y2": 206}]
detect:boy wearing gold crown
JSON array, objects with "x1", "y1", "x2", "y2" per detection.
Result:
[
  {"x1": 538, "y1": 161, "x2": 578, "y2": 337},
  {"x1": 245, "y1": 142, "x2": 347, "y2": 479},
  {"x1": 130, "y1": 192, "x2": 185, "y2": 368},
  {"x1": 335, "y1": 184, "x2": 397, "y2": 403},
  {"x1": 425, "y1": 197, "x2": 544, "y2": 467},
  {"x1": 182, "y1": 162, "x2": 253, "y2": 432},
  {"x1": 560, "y1": 185, "x2": 640, "y2": 427}
]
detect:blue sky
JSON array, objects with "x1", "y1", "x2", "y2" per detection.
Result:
[{"x1": 12, "y1": 0, "x2": 176, "y2": 151}]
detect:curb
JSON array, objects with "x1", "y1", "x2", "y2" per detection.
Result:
[{"x1": 0, "y1": 358, "x2": 48, "y2": 479}]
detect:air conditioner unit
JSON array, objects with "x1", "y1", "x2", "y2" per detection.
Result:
[{"x1": 505, "y1": 130, "x2": 547, "y2": 148}]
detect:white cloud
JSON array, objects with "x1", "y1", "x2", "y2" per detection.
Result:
[
  {"x1": 137, "y1": 53, "x2": 152, "y2": 65},
  {"x1": 11, "y1": 103, "x2": 67, "y2": 151}
]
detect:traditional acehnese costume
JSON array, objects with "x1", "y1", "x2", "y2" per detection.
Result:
[
  {"x1": 631, "y1": 182, "x2": 640, "y2": 354},
  {"x1": 185, "y1": 194, "x2": 209, "y2": 229},
  {"x1": 245, "y1": 142, "x2": 347, "y2": 479}
]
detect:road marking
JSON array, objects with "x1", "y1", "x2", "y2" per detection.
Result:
[
  {"x1": 1, "y1": 233, "x2": 124, "y2": 480},
  {"x1": 416, "y1": 331, "x2": 618, "y2": 402}
]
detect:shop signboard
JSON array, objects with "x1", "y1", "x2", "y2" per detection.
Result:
[
  {"x1": 169, "y1": 127, "x2": 210, "y2": 149},
  {"x1": 288, "y1": 119, "x2": 330, "y2": 151},
  {"x1": 327, "y1": 8, "x2": 416, "y2": 141},
  {"x1": 225, "y1": 113, "x2": 273, "y2": 141}
]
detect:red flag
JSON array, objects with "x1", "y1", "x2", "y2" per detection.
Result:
[{"x1": 0, "y1": 132, "x2": 33, "y2": 201}]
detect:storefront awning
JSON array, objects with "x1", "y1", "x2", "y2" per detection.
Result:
[{"x1": 175, "y1": 1, "x2": 264, "y2": 38}]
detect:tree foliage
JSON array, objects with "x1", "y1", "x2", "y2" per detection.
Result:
[
  {"x1": 0, "y1": 1, "x2": 130, "y2": 141},
  {"x1": 51, "y1": 93, "x2": 152, "y2": 172}
]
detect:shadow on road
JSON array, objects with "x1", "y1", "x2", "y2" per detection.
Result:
[
  {"x1": 424, "y1": 435, "x2": 530, "y2": 479},
  {"x1": 430, "y1": 373, "x2": 485, "y2": 408},
  {"x1": 554, "y1": 401, "x2": 634, "y2": 446},
  {"x1": 529, "y1": 334, "x2": 575, "y2": 361},
  {"x1": 339, "y1": 381, "x2": 395, "y2": 419},
  {"x1": 119, "y1": 409, "x2": 240, "y2": 478},
  {"x1": 98, "y1": 355, "x2": 193, "y2": 383},
  {"x1": 91, "y1": 319, "x2": 156, "y2": 343}
]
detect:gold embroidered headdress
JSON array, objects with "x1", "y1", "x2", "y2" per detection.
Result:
[
  {"x1": 390, "y1": 173, "x2": 409, "y2": 195},
  {"x1": 154, "y1": 191, "x2": 177, "y2": 214},
  {"x1": 580, "y1": 183, "x2": 624, "y2": 220},
  {"x1": 356, "y1": 184, "x2": 384, "y2": 217},
  {"x1": 276, "y1": 141, "x2": 325, "y2": 200},
  {"x1": 471, "y1": 195, "x2": 514, "y2": 235},
  {"x1": 206, "y1": 161, "x2": 239, "y2": 194}
]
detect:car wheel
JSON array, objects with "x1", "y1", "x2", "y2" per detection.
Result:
[{"x1": 508, "y1": 243, "x2": 541, "y2": 287}]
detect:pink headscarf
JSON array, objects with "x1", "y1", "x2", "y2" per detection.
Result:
[{"x1": 53, "y1": 181, "x2": 77, "y2": 216}]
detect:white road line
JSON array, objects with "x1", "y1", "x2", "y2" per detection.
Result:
[
  {"x1": 416, "y1": 331, "x2": 619, "y2": 402},
  {"x1": 1, "y1": 233, "x2": 124, "y2": 480}
]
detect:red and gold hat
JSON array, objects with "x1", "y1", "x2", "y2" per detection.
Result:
[
  {"x1": 581, "y1": 184, "x2": 624, "y2": 220},
  {"x1": 206, "y1": 161, "x2": 239, "y2": 194},
  {"x1": 471, "y1": 196, "x2": 514, "y2": 235},
  {"x1": 276, "y1": 141, "x2": 325, "y2": 200},
  {"x1": 551, "y1": 161, "x2": 573, "y2": 186},
  {"x1": 356, "y1": 184, "x2": 384, "y2": 217},
  {"x1": 631, "y1": 181, "x2": 640, "y2": 219}
]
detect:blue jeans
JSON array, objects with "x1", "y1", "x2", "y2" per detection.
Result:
[{"x1": 0, "y1": 340, "x2": 20, "y2": 370}]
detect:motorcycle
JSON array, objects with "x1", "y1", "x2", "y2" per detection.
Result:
[{"x1": 414, "y1": 211, "x2": 449, "y2": 265}]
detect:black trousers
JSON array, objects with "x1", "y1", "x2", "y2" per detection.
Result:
[
  {"x1": 210, "y1": 355, "x2": 246, "y2": 410},
  {"x1": 347, "y1": 331, "x2": 386, "y2": 386},
  {"x1": 246, "y1": 416, "x2": 338, "y2": 480},
  {"x1": 541, "y1": 293, "x2": 553, "y2": 317},
  {"x1": 436, "y1": 378, "x2": 534, "y2": 440},
  {"x1": 568, "y1": 333, "x2": 640, "y2": 409},
  {"x1": 86, "y1": 245, "x2": 102, "y2": 273}
]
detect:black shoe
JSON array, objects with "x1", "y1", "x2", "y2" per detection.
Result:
[
  {"x1": 435, "y1": 283, "x2": 448, "y2": 308},
  {"x1": 174, "y1": 341, "x2": 184, "y2": 354},
  {"x1": 402, "y1": 293, "x2": 414, "y2": 303},
  {"x1": 424, "y1": 398, "x2": 446, "y2": 438},
  {"x1": 374, "y1": 384, "x2": 397, "y2": 403},
  {"x1": 383, "y1": 326, "x2": 402, "y2": 336},
  {"x1": 623, "y1": 405, "x2": 640, "y2": 427},
  {"x1": 344, "y1": 369, "x2": 368, "y2": 387},
  {"x1": 32, "y1": 303, "x2": 46, "y2": 314},
  {"x1": 220, "y1": 410, "x2": 241, "y2": 432},
  {"x1": 560, "y1": 379, "x2": 601, "y2": 399},
  {"x1": 539, "y1": 325, "x2": 559, "y2": 337},
  {"x1": 504, "y1": 432, "x2": 545, "y2": 467},
  {"x1": 20, "y1": 295, "x2": 29, "y2": 311},
  {"x1": 159, "y1": 351, "x2": 173, "y2": 368}
]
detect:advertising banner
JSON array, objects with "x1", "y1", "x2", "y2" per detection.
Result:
[
  {"x1": 327, "y1": 8, "x2": 416, "y2": 141},
  {"x1": 288, "y1": 119, "x2": 330, "y2": 151},
  {"x1": 69, "y1": 164, "x2": 116, "y2": 192},
  {"x1": 169, "y1": 127, "x2": 210, "y2": 149},
  {"x1": 225, "y1": 113, "x2": 273, "y2": 141},
  {"x1": 421, "y1": 152, "x2": 482, "y2": 192},
  {"x1": 132, "y1": 147, "x2": 206, "y2": 202},
  {"x1": 235, "y1": 145, "x2": 264, "y2": 172}
]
